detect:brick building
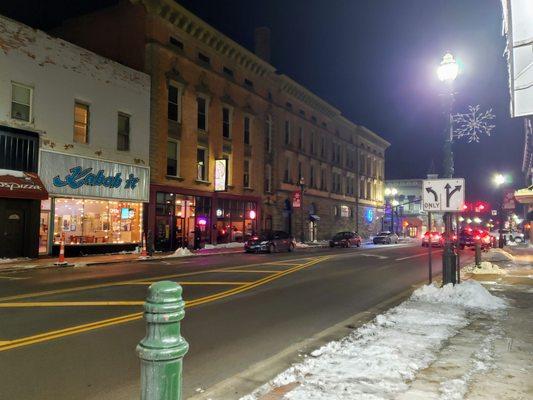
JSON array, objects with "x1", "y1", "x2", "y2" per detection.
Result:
[{"x1": 55, "y1": 0, "x2": 389, "y2": 246}]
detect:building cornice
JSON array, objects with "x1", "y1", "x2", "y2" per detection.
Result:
[
  {"x1": 358, "y1": 125, "x2": 391, "y2": 149},
  {"x1": 277, "y1": 74, "x2": 341, "y2": 119},
  {"x1": 131, "y1": 0, "x2": 276, "y2": 78}
]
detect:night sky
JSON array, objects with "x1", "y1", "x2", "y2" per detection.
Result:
[{"x1": 1, "y1": 0, "x2": 525, "y2": 205}]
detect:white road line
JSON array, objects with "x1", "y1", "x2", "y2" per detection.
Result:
[
  {"x1": 358, "y1": 253, "x2": 389, "y2": 260},
  {"x1": 396, "y1": 251, "x2": 442, "y2": 261}
]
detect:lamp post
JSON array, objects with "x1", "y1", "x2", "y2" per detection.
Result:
[
  {"x1": 384, "y1": 187, "x2": 398, "y2": 233},
  {"x1": 437, "y1": 52, "x2": 459, "y2": 285},
  {"x1": 493, "y1": 173, "x2": 509, "y2": 248},
  {"x1": 298, "y1": 177, "x2": 306, "y2": 243}
]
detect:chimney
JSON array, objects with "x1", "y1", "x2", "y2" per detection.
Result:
[{"x1": 254, "y1": 27, "x2": 271, "y2": 63}]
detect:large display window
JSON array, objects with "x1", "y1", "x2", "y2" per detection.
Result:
[
  {"x1": 53, "y1": 198, "x2": 142, "y2": 245},
  {"x1": 215, "y1": 199, "x2": 257, "y2": 243}
]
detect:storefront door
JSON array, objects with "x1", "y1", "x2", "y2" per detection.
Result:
[{"x1": 0, "y1": 202, "x2": 25, "y2": 258}]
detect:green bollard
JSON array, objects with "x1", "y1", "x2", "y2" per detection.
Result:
[
  {"x1": 475, "y1": 241, "x2": 481, "y2": 268},
  {"x1": 137, "y1": 281, "x2": 189, "y2": 400}
]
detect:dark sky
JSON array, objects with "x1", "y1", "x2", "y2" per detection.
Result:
[{"x1": 1, "y1": 0, "x2": 525, "y2": 205}]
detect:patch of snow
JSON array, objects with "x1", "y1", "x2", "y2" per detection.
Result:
[
  {"x1": 0, "y1": 257, "x2": 31, "y2": 264},
  {"x1": 483, "y1": 248, "x2": 514, "y2": 262},
  {"x1": 0, "y1": 169, "x2": 26, "y2": 178},
  {"x1": 295, "y1": 242, "x2": 310, "y2": 248},
  {"x1": 462, "y1": 261, "x2": 507, "y2": 275},
  {"x1": 241, "y1": 281, "x2": 506, "y2": 400},
  {"x1": 203, "y1": 242, "x2": 245, "y2": 249},
  {"x1": 164, "y1": 247, "x2": 194, "y2": 258}
]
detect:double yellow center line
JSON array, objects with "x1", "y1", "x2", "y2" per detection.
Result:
[{"x1": 0, "y1": 256, "x2": 330, "y2": 352}]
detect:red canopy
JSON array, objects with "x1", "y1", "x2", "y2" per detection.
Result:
[{"x1": 0, "y1": 170, "x2": 48, "y2": 200}]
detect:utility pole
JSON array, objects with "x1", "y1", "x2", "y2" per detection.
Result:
[{"x1": 298, "y1": 177, "x2": 306, "y2": 243}]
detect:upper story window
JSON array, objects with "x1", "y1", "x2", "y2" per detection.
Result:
[
  {"x1": 265, "y1": 164, "x2": 272, "y2": 193},
  {"x1": 284, "y1": 120, "x2": 291, "y2": 145},
  {"x1": 244, "y1": 79, "x2": 254, "y2": 89},
  {"x1": 197, "y1": 147, "x2": 208, "y2": 181},
  {"x1": 320, "y1": 136, "x2": 326, "y2": 158},
  {"x1": 244, "y1": 116, "x2": 251, "y2": 145},
  {"x1": 223, "y1": 66, "x2": 234, "y2": 78},
  {"x1": 197, "y1": 97, "x2": 207, "y2": 131},
  {"x1": 11, "y1": 82, "x2": 32, "y2": 122},
  {"x1": 198, "y1": 52, "x2": 210, "y2": 66},
  {"x1": 168, "y1": 84, "x2": 181, "y2": 122},
  {"x1": 243, "y1": 158, "x2": 251, "y2": 188},
  {"x1": 73, "y1": 102, "x2": 89, "y2": 144},
  {"x1": 222, "y1": 107, "x2": 231, "y2": 139},
  {"x1": 298, "y1": 127, "x2": 304, "y2": 150},
  {"x1": 311, "y1": 116, "x2": 317, "y2": 124},
  {"x1": 0, "y1": 128, "x2": 38, "y2": 172},
  {"x1": 117, "y1": 113, "x2": 130, "y2": 151},
  {"x1": 167, "y1": 139, "x2": 180, "y2": 177},
  {"x1": 169, "y1": 36, "x2": 183, "y2": 50},
  {"x1": 265, "y1": 115, "x2": 272, "y2": 153},
  {"x1": 285, "y1": 102, "x2": 292, "y2": 109}
]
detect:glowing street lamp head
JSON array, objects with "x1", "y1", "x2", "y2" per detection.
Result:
[
  {"x1": 391, "y1": 199, "x2": 400, "y2": 207},
  {"x1": 492, "y1": 173, "x2": 506, "y2": 186},
  {"x1": 437, "y1": 52, "x2": 459, "y2": 83}
]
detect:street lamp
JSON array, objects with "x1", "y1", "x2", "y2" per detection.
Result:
[
  {"x1": 298, "y1": 177, "x2": 306, "y2": 244},
  {"x1": 437, "y1": 52, "x2": 459, "y2": 285},
  {"x1": 384, "y1": 187, "x2": 398, "y2": 233},
  {"x1": 493, "y1": 172, "x2": 510, "y2": 248}
]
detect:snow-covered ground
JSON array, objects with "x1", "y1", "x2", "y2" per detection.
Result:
[
  {"x1": 163, "y1": 247, "x2": 195, "y2": 258},
  {"x1": 203, "y1": 242, "x2": 245, "y2": 249},
  {"x1": 240, "y1": 281, "x2": 506, "y2": 400},
  {"x1": 461, "y1": 261, "x2": 508, "y2": 275}
]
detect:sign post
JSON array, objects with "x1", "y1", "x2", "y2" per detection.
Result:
[{"x1": 423, "y1": 178, "x2": 465, "y2": 285}]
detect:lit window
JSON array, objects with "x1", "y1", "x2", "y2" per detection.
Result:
[
  {"x1": 243, "y1": 159, "x2": 251, "y2": 188},
  {"x1": 11, "y1": 83, "x2": 32, "y2": 122},
  {"x1": 74, "y1": 102, "x2": 89, "y2": 143},
  {"x1": 197, "y1": 147, "x2": 208, "y2": 181}
]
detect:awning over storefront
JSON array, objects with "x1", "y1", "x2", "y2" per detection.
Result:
[
  {"x1": 514, "y1": 187, "x2": 533, "y2": 204},
  {"x1": 0, "y1": 169, "x2": 48, "y2": 200}
]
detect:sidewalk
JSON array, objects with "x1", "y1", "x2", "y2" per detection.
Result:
[
  {"x1": 240, "y1": 247, "x2": 533, "y2": 400},
  {"x1": 0, "y1": 244, "x2": 246, "y2": 273}
]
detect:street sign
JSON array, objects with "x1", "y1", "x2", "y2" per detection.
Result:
[
  {"x1": 422, "y1": 178, "x2": 465, "y2": 212},
  {"x1": 502, "y1": 190, "x2": 516, "y2": 210},
  {"x1": 292, "y1": 190, "x2": 301, "y2": 208}
]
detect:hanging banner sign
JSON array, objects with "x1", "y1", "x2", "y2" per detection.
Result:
[
  {"x1": 292, "y1": 190, "x2": 301, "y2": 208},
  {"x1": 214, "y1": 159, "x2": 227, "y2": 192},
  {"x1": 39, "y1": 150, "x2": 149, "y2": 202}
]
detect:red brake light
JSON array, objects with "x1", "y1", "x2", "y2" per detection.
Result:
[{"x1": 252, "y1": 236, "x2": 259, "y2": 240}]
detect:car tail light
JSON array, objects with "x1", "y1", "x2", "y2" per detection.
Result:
[
  {"x1": 252, "y1": 236, "x2": 259, "y2": 240},
  {"x1": 474, "y1": 235, "x2": 481, "y2": 240}
]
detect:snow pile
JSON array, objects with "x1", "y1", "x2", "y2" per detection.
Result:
[
  {"x1": 203, "y1": 242, "x2": 245, "y2": 249},
  {"x1": 0, "y1": 257, "x2": 30, "y2": 264},
  {"x1": 462, "y1": 261, "x2": 507, "y2": 275},
  {"x1": 164, "y1": 247, "x2": 194, "y2": 258},
  {"x1": 295, "y1": 242, "x2": 310, "y2": 248},
  {"x1": 412, "y1": 281, "x2": 506, "y2": 311},
  {"x1": 483, "y1": 248, "x2": 514, "y2": 262},
  {"x1": 241, "y1": 281, "x2": 506, "y2": 400}
]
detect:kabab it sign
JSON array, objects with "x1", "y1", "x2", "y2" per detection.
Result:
[{"x1": 39, "y1": 150, "x2": 149, "y2": 202}]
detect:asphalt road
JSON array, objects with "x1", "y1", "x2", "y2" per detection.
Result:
[{"x1": 0, "y1": 243, "x2": 472, "y2": 399}]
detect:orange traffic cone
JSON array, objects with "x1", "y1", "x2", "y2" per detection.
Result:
[
  {"x1": 55, "y1": 234, "x2": 69, "y2": 266},
  {"x1": 140, "y1": 233, "x2": 148, "y2": 257}
]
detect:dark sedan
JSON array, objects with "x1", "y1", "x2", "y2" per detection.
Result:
[
  {"x1": 244, "y1": 231, "x2": 295, "y2": 253},
  {"x1": 329, "y1": 232, "x2": 362, "y2": 248},
  {"x1": 373, "y1": 231, "x2": 399, "y2": 244}
]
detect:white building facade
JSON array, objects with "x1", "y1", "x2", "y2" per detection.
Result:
[{"x1": 0, "y1": 15, "x2": 150, "y2": 257}]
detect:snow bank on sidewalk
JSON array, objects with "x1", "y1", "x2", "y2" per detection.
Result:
[
  {"x1": 203, "y1": 242, "x2": 245, "y2": 249},
  {"x1": 483, "y1": 248, "x2": 514, "y2": 262},
  {"x1": 241, "y1": 281, "x2": 506, "y2": 400},
  {"x1": 462, "y1": 261, "x2": 508, "y2": 275},
  {"x1": 164, "y1": 247, "x2": 194, "y2": 258}
]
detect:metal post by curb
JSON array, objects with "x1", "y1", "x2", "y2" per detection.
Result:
[
  {"x1": 475, "y1": 240, "x2": 481, "y2": 268},
  {"x1": 137, "y1": 281, "x2": 189, "y2": 400}
]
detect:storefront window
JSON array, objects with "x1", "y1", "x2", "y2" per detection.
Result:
[
  {"x1": 39, "y1": 199, "x2": 51, "y2": 254},
  {"x1": 53, "y1": 198, "x2": 142, "y2": 245},
  {"x1": 215, "y1": 198, "x2": 257, "y2": 243}
]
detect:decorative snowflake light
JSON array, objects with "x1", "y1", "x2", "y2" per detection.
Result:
[{"x1": 452, "y1": 105, "x2": 495, "y2": 143}]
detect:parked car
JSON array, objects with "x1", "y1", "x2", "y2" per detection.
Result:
[
  {"x1": 329, "y1": 231, "x2": 362, "y2": 248},
  {"x1": 421, "y1": 231, "x2": 444, "y2": 247},
  {"x1": 244, "y1": 231, "x2": 295, "y2": 253},
  {"x1": 459, "y1": 228, "x2": 491, "y2": 250},
  {"x1": 489, "y1": 229, "x2": 525, "y2": 244},
  {"x1": 373, "y1": 231, "x2": 399, "y2": 244}
]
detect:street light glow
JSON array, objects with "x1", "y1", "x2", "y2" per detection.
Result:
[
  {"x1": 493, "y1": 173, "x2": 506, "y2": 186},
  {"x1": 391, "y1": 199, "x2": 399, "y2": 206},
  {"x1": 437, "y1": 52, "x2": 459, "y2": 82},
  {"x1": 384, "y1": 187, "x2": 398, "y2": 197}
]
